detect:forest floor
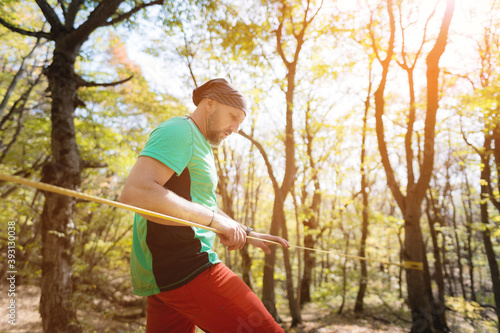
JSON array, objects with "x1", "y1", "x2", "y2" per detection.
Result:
[{"x1": 0, "y1": 284, "x2": 496, "y2": 333}]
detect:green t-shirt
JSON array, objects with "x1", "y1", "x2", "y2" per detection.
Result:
[{"x1": 130, "y1": 116, "x2": 221, "y2": 296}]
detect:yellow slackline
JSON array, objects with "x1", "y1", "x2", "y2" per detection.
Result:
[{"x1": 0, "y1": 173, "x2": 422, "y2": 271}]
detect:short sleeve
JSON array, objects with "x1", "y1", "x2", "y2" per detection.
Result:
[{"x1": 139, "y1": 118, "x2": 193, "y2": 175}]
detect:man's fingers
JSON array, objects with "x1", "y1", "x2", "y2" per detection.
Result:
[
  {"x1": 259, "y1": 242, "x2": 271, "y2": 254},
  {"x1": 269, "y1": 235, "x2": 290, "y2": 248},
  {"x1": 219, "y1": 226, "x2": 247, "y2": 251},
  {"x1": 279, "y1": 238, "x2": 291, "y2": 248}
]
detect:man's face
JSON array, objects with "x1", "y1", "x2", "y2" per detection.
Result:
[{"x1": 206, "y1": 101, "x2": 246, "y2": 147}]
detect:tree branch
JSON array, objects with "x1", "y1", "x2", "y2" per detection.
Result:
[
  {"x1": 373, "y1": 0, "x2": 406, "y2": 212},
  {"x1": 291, "y1": 0, "x2": 311, "y2": 65},
  {"x1": 417, "y1": 0, "x2": 455, "y2": 195},
  {"x1": 459, "y1": 116, "x2": 480, "y2": 154},
  {"x1": 0, "y1": 101, "x2": 25, "y2": 164},
  {"x1": 69, "y1": 0, "x2": 123, "y2": 49},
  {"x1": 368, "y1": 8, "x2": 381, "y2": 63},
  {"x1": 238, "y1": 130, "x2": 281, "y2": 195},
  {"x1": 57, "y1": 0, "x2": 67, "y2": 17},
  {"x1": 0, "y1": 155, "x2": 49, "y2": 198},
  {"x1": 413, "y1": 0, "x2": 438, "y2": 67},
  {"x1": 275, "y1": 7, "x2": 291, "y2": 68},
  {"x1": 0, "y1": 37, "x2": 42, "y2": 115},
  {"x1": 0, "y1": 71, "x2": 44, "y2": 164},
  {"x1": 76, "y1": 75, "x2": 133, "y2": 88},
  {"x1": 66, "y1": 0, "x2": 84, "y2": 29},
  {"x1": 82, "y1": 161, "x2": 108, "y2": 169},
  {"x1": 0, "y1": 17, "x2": 51, "y2": 39},
  {"x1": 307, "y1": 0, "x2": 323, "y2": 25},
  {"x1": 35, "y1": 0, "x2": 63, "y2": 30},
  {"x1": 105, "y1": 0, "x2": 164, "y2": 26}
]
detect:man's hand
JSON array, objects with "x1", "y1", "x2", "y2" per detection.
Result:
[
  {"x1": 246, "y1": 231, "x2": 290, "y2": 254},
  {"x1": 211, "y1": 214, "x2": 247, "y2": 251}
]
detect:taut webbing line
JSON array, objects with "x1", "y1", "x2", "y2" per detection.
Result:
[{"x1": 0, "y1": 173, "x2": 422, "y2": 270}]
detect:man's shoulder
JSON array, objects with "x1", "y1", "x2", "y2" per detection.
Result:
[
  {"x1": 153, "y1": 116, "x2": 193, "y2": 137},
  {"x1": 140, "y1": 116, "x2": 194, "y2": 174},
  {"x1": 158, "y1": 116, "x2": 190, "y2": 129}
]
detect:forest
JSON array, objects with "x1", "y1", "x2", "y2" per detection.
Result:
[{"x1": 0, "y1": 0, "x2": 499, "y2": 332}]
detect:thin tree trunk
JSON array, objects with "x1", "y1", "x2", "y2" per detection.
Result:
[
  {"x1": 240, "y1": 135, "x2": 259, "y2": 290},
  {"x1": 281, "y1": 223, "x2": 300, "y2": 327},
  {"x1": 215, "y1": 147, "x2": 239, "y2": 270},
  {"x1": 457, "y1": 160, "x2": 477, "y2": 300},
  {"x1": 291, "y1": 186, "x2": 302, "y2": 309},
  {"x1": 300, "y1": 234, "x2": 314, "y2": 304},
  {"x1": 450, "y1": 194, "x2": 467, "y2": 299},
  {"x1": 300, "y1": 108, "x2": 322, "y2": 305},
  {"x1": 337, "y1": 226, "x2": 350, "y2": 315},
  {"x1": 463, "y1": 187, "x2": 477, "y2": 302},
  {"x1": 398, "y1": 226, "x2": 404, "y2": 299},
  {"x1": 355, "y1": 67, "x2": 372, "y2": 313},
  {"x1": 238, "y1": 131, "x2": 289, "y2": 322},
  {"x1": 262, "y1": 0, "x2": 320, "y2": 322},
  {"x1": 479, "y1": 137, "x2": 500, "y2": 328},
  {"x1": 424, "y1": 194, "x2": 447, "y2": 326},
  {"x1": 262, "y1": 197, "x2": 283, "y2": 321},
  {"x1": 240, "y1": 244, "x2": 253, "y2": 289}
]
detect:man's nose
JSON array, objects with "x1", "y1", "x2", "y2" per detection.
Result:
[{"x1": 230, "y1": 123, "x2": 240, "y2": 133}]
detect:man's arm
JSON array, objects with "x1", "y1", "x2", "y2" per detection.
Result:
[{"x1": 120, "y1": 156, "x2": 247, "y2": 249}]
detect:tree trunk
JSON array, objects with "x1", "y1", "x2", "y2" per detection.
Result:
[
  {"x1": 460, "y1": 168, "x2": 477, "y2": 301},
  {"x1": 263, "y1": 195, "x2": 301, "y2": 326},
  {"x1": 40, "y1": 45, "x2": 82, "y2": 333},
  {"x1": 262, "y1": 0, "x2": 317, "y2": 322},
  {"x1": 397, "y1": 226, "x2": 404, "y2": 299},
  {"x1": 262, "y1": 197, "x2": 283, "y2": 322},
  {"x1": 480, "y1": 197, "x2": 500, "y2": 331},
  {"x1": 238, "y1": 131, "x2": 293, "y2": 323},
  {"x1": 0, "y1": 2, "x2": 158, "y2": 332},
  {"x1": 465, "y1": 235, "x2": 476, "y2": 301},
  {"x1": 337, "y1": 225, "x2": 350, "y2": 315},
  {"x1": 404, "y1": 202, "x2": 434, "y2": 333},
  {"x1": 355, "y1": 79, "x2": 371, "y2": 313},
  {"x1": 354, "y1": 165, "x2": 369, "y2": 313},
  {"x1": 480, "y1": 141, "x2": 500, "y2": 327},
  {"x1": 240, "y1": 131, "x2": 259, "y2": 290},
  {"x1": 450, "y1": 195, "x2": 467, "y2": 299},
  {"x1": 300, "y1": 120, "x2": 321, "y2": 305},
  {"x1": 240, "y1": 244, "x2": 253, "y2": 289},
  {"x1": 425, "y1": 195, "x2": 448, "y2": 328},
  {"x1": 300, "y1": 232, "x2": 315, "y2": 304},
  {"x1": 281, "y1": 227, "x2": 300, "y2": 327},
  {"x1": 215, "y1": 147, "x2": 237, "y2": 269},
  {"x1": 300, "y1": 179, "x2": 321, "y2": 304}
]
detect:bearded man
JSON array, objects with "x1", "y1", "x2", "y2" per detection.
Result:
[{"x1": 120, "y1": 78, "x2": 288, "y2": 332}]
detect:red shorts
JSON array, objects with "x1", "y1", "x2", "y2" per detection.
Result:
[{"x1": 146, "y1": 263, "x2": 284, "y2": 333}]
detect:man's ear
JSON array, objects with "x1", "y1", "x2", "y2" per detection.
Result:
[{"x1": 205, "y1": 98, "x2": 216, "y2": 114}]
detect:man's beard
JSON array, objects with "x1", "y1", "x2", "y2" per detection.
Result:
[{"x1": 206, "y1": 108, "x2": 230, "y2": 147}]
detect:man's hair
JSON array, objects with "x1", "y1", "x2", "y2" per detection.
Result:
[{"x1": 193, "y1": 78, "x2": 248, "y2": 114}]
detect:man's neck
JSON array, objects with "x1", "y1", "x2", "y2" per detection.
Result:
[{"x1": 189, "y1": 108, "x2": 207, "y2": 137}]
